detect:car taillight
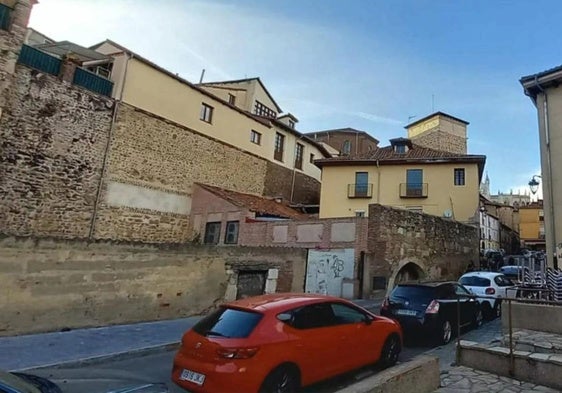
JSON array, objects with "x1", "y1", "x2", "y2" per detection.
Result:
[
  {"x1": 217, "y1": 347, "x2": 260, "y2": 359},
  {"x1": 486, "y1": 287, "x2": 496, "y2": 295},
  {"x1": 381, "y1": 297, "x2": 390, "y2": 309},
  {"x1": 425, "y1": 300, "x2": 440, "y2": 314}
]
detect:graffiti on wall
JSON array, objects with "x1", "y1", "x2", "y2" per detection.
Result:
[{"x1": 305, "y1": 249, "x2": 354, "y2": 297}]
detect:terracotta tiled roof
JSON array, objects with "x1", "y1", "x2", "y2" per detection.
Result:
[
  {"x1": 196, "y1": 184, "x2": 305, "y2": 220},
  {"x1": 317, "y1": 142, "x2": 484, "y2": 162}
]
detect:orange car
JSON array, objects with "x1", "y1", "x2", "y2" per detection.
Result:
[{"x1": 172, "y1": 293, "x2": 402, "y2": 393}]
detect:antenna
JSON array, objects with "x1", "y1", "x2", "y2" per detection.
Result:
[
  {"x1": 199, "y1": 69, "x2": 205, "y2": 84},
  {"x1": 432, "y1": 94, "x2": 435, "y2": 112}
]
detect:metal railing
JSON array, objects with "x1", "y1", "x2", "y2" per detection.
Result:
[
  {"x1": 454, "y1": 290, "x2": 561, "y2": 377},
  {"x1": 399, "y1": 183, "x2": 428, "y2": 198},
  {"x1": 17, "y1": 44, "x2": 62, "y2": 75},
  {"x1": 347, "y1": 183, "x2": 373, "y2": 198},
  {"x1": 73, "y1": 67, "x2": 114, "y2": 97},
  {"x1": 0, "y1": 3, "x2": 11, "y2": 31}
]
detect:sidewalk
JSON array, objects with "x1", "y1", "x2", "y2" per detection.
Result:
[
  {"x1": 1, "y1": 298, "x2": 383, "y2": 372},
  {"x1": 1, "y1": 317, "x2": 199, "y2": 371}
]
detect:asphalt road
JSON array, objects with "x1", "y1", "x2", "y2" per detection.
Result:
[{"x1": 30, "y1": 342, "x2": 427, "y2": 393}]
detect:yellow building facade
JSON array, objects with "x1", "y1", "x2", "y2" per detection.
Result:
[
  {"x1": 316, "y1": 138, "x2": 485, "y2": 222},
  {"x1": 519, "y1": 201, "x2": 545, "y2": 250}
]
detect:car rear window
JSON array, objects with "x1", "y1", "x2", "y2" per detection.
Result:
[
  {"x1": 192, "y1": 307, "x2": 263, "y2": 338},
  {"x1": 390, "y1": 285, "x2": 435, "y2": 301},
  {"x1": 459, "y1": 276, "x2": 491, "y2": 287}
]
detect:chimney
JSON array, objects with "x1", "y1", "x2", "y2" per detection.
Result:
[{"x1": 59, "y1": 53, "x2": 81, "y2": 83}]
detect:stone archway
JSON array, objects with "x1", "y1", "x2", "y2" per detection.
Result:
[{"x1": 386, "y1": 261, "x2": 426, "y2": 295}]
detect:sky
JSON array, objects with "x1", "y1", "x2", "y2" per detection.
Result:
[{"x1": 28, "y1": 0, "x2": 560, "y2": 199}]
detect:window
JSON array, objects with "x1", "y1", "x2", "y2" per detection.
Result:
[
  {"x1": 281, "y1": 303, "x2": 335, "y2": 330},
  {"x1": 295, "y1": 143, "x2": 304, "y2": 170},
  {"x1": 228, "y1": 93, "x2": 236, "y2": 105},
  {"x1": 355, "y1": 172, "x2": 369, "y2": 197},
  {"x1": 342, "y1": 140, "x2": 351, "y2": 155},
  {"x1": 254, "y1": 100, "x2": 277, "y2": 118},
  {"x1": 494, "y1": 275, "x2": 514, "y2": 287},
  {"x1": 200, "y1": 103, "x2": 213, "y2": 123},
  {"x1": 274, "y1": 132, "x2": 285, "y2": 161},
  {"x1": 288, "y1": 119, "x2": 295, "y2": 129},
  {"x1": 310, "y1": 153, "x2": 315, "y2": 163},
  {"x1": 406, "y1": 169, "x2": 423, "y2": 196},
  {"x1": 459, "y1": 276, "x2": 491, "y2": 287},
  {"x1": 454, "y1": 284, "x2": 471, "y2": 297},
  {"x1": 193, "y1": 307, "x2": 263, "y2": 338},
  {"x1": 224, "y1": 221, "x2": 239, "y2": 244},
  {"x1": 395, "y1": 144, "x2": 406, "y2": 154},
  {"x1": 204, "y1": 222, "x2": 221, "y2": 244},
  {"x1": 355, "y1": 210, "x2": 366, "y2": 217},
  {"x1": 0, "y1": 3, "x2": 11, "y2": 31},
  {"x1": 330, "y1": 303, "x2": 368, "y2": 325},
  {"x1": 454, "y1": 168, "x2": 465, "y2": 186},
  {"x1": 250, "y1": 130, "x2": 261, "y2": 145}
]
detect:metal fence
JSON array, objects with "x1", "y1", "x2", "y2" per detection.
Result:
[
  {"x1": 72, "y1": 67, "x2": 114, "y2": 97},
  {"x1": 17, "y1": 44, "x2": 62, "y2": 75}
]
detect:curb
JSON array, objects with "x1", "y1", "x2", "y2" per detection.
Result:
[{"x1": 13, "y1": 341, "x2": 180, "y2": 372}]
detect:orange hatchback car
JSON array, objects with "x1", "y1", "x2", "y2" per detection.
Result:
[{"x1": 172, "y1": 293, "x2": 402, "y2": 393}]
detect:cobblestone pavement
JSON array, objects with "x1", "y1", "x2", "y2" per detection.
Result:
[
  {"x1": 435, "y1": 366, "x2": 560, "y2": 393},
  {"x1": 504, "y1": 329, "x2": 562, "y2": 354}
]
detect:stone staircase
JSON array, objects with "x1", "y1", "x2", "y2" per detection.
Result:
[{"x1": 502, "y1": 329, "x2": 562, "y2": 355}]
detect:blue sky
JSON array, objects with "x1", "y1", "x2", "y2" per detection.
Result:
[{"x1": 30, "y1": 0, "x2": 559, "y2": 197}]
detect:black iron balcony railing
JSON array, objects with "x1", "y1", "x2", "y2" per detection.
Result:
[
  {"x1": 348, "y1": 183, "x2": 373, "y2": 198},
  {"x1": 399, "y1": 183, "x2": 428, "y2": 198}
]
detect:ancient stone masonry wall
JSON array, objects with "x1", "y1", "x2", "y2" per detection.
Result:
[
  {"x1": 263, "y1": 161, "x2": 321, "y2": 204},
  {"x1": 0, "y1": 65, "x2": 113, "y2": 238},
  {"x1": 92, "y1": 104, "x2": 270, "y2": 242},
  {"x1": 411, "y1": 129, "x2": 467, "y2": 155},
  {"x1": 0, "y1": 236, "x2": 306, "y2": 336},
  {"x1": 367, "y1": 204, "x2": 479, "y2": 290}
]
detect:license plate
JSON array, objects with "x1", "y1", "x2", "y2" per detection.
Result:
[
  {"x1": 180, "y1": 369, "x2": 206, "y2": 386},
  {"x1": 396, "y1": 309, "x2": 417, "y2": 316}
]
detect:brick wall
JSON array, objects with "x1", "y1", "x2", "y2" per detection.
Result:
[
  {"x1": 0, "y1": 65, "x2": 113, "y2": 238},
  {"x1": 0, "y1": 236, "x2": 306, "y2": 336},
  {"x1": 263, "y1": 161, "x2": 321, "y2": 204},
  {"x1": 367, "y1": 204, "x2": 479, "y2": 293}
]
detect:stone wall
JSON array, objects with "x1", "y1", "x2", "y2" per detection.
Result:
[
  {"x1": 263, "y1": 161, "x2": 321, "y2": 204},
  {"x1": 410, "y1": 129, "x2": 467, "y2": 155},
  {"x1": 0, "y1": 65, "x2": 113, "y2": 238},
  {"x1": 0, "y1": 236, "x2": 306, "y2": 336},
  {"x1": 367, "y1": 204, "x2": 479, "y2": 293}
]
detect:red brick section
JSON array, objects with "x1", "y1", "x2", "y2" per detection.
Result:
[{"x1": 196, "y1": 183, "x2": 307, "y2": 220}]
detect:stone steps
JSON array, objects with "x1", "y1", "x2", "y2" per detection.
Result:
[{"x1": 501, "y1": 329, "x2": 562, "y2": 355}]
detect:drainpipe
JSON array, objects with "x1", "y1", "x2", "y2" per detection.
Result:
[
  {"x1": 530, "y1": 76, "x2": 558, "y2": 268},
  {"x1": 376, "y1": 160, "x2": 381, "y2": 203},
  {"x1": 88, "y1": 53, "x2": 132, "y2": 239}
]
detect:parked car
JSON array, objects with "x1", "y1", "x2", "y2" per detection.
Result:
[
  {"x1": 380, "y1": 281, "x2": 482, "y2": 345},
  {"x1": 172, "y1": 293, "x2": 402, "y2": 393},
  {"x1": 459, "y1": 272, "x2": 515, "y2": 320}
]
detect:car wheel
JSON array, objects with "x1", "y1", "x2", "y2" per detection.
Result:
[
  {"x1": 472, "y1": 307, "x2": 483, "y2": 328},
  {"x1": 494, "y1": 300, "x2": 502, "y2": 319},
  {"x1": 482, "y1": 301, "x2": 494, "y2": 321},
  {"x1": 380, "y1": 334, "x2": 401, "y2": 368},
  {"x1": 439, "y1": 320, "x2": 453, "y2": 345},
  {"x1": 259, "y1": 365, "x2": 300, "y2": 393}
]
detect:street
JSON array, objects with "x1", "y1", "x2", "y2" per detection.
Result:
[{"x1": 29, "y1": 318, "x2": 502, "y2": 393}]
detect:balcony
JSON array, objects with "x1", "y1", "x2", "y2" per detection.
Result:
[
  {"x1": 18, "y1": 45, "x2": 62, "y2": 75},
  {"x1": 399, "y1": 183, "x2": 428, "y2": 198},
  {"x1": 73, "y1": 67, "x2": 114, "y2": 97},
  {"x1": 0, "y1": 3, "x2": 10, "y2": 30},
  {"x1": 347, "y1": 183, "x2": 373, "y2": 198}
]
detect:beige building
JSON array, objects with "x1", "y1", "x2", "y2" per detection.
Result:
[
  {"x1": 521, "y1": 68, "x2": 562, "y2": 267},
  {"x1": 316, "y1": 137, "x2": 485, "y2": 222},
  {"x1": 306, "y1": 128, "x2": 380, "y2": 156},
  {"x1": 519, "y1": 200, "x2": 546, "y2": 251},
  {"x1": 406, "y1": 112, "x2": 468, "y2": 155},
  {"x1": 89, "y1": 41, "x2": 327, "y2": 185}
]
